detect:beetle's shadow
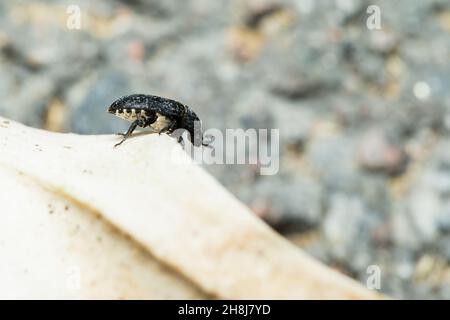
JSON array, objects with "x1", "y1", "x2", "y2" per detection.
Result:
[
  {"x1": 113, "y1": 129, "x2": 198, "y2": 149},
  {"x1": 129, "y1": 130, "x2": 159, "y2": 138},
  {"x1": 119, "y1": 129, "x2": 177, "y2": 142}
]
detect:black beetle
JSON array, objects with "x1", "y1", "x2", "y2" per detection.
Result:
[{"x1": 108, "y1": 94, "x2": 206, "y2": 147}]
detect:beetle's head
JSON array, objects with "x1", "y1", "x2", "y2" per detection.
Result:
[{"x1": 108, "y1": 100, "x2": 122, "y2": 114}]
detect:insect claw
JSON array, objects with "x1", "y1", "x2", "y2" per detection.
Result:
[
  {"x1": 202, "y1": 143, "x2": 213, "y2": 149},
  {"x1": 201, "y1": 135, "x2": 214, "y2": 148},
  {"x1": 114, "y1": 139, "x2": 125, "y2": 148}
]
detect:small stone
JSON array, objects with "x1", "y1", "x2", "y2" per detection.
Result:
[
  {"x1": 227, "y1": 27, "x2": 265, "y2": 63},
  {"x1": 392, "y1": 209, "x2": 421, "y2": 249},
  {"x1": 358, "y1": 128, "x2": 408, "y2": 175},
  {"x1": 413, "y1": 81, "x2": 431, "y2": 101},
  {"x1": 322, "y1": 194, "x2": 365, "y2": 261},
  {"x1": 127, "y1": 40, "x2": 146, "y2": 62},
  {"x1": 243, "y1": 0, "x2": 283, "y2": 29},
  {"x1": 250, "y1": 198, "x2": 272, "y2": 220},
  {"x1": 252, "y1": 176, "x2": 322, "y2": 232},
  {"x1": 409, "y1": 188, "x2": 442, "y2": 243},
  {"x1": 369, "y1": 30, "x2": 399, "y2": 54}
]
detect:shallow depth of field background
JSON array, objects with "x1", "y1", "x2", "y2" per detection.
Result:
[{"x1": 1, "y1": 0, "x2": 449, "y2": 299}]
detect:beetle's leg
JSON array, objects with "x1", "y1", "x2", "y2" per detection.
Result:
[
  {"x1": 114, "y1": 121, "x2": 138, "y2": 148},
  {"x1": 202, "y1": 134, "x2": 214, "y2": 148},
  {"x1": 177, "y1": 135, "x2": 186, "y2": 147},
  {"x1": 157, "y1": 126, "x2": 169, "y2": 135},
  {"x1": 158, "y1": 119, "x2": 177, "y2": 135},
  {"x1": 165, "y1": 120, "x2": 179, "y2": 134}
]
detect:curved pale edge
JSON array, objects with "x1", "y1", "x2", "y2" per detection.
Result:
[
  {"x1": 0, "y1": 167, "x2": 207, "y2": 299},
  {"x1": 0, "y1": 117, "x2": 383, "y2": 299}
]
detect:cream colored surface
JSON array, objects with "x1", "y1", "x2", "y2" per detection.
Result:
[
  {"x1": 0, "y1": 168, "x2": 207, "y2": 299},
  {"x1": 0, "y1": 117, "x2": 382, "y2": 299}
]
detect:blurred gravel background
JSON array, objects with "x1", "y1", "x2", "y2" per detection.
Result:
[{"x1": 1, "y1": 0, "x2": 450, "y2": 299}]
